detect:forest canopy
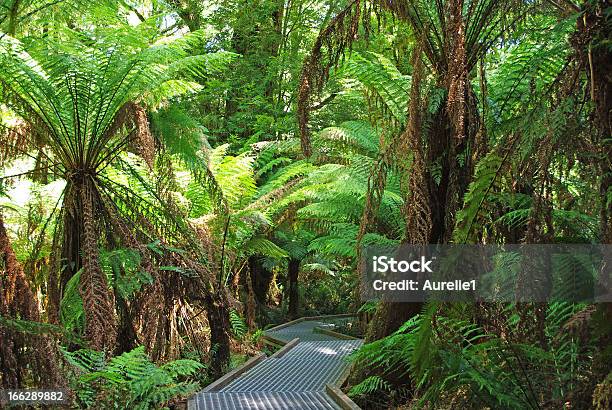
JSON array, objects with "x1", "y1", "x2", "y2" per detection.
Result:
[{"x1": 0, "y1": 0, "x2": 610, "y2": 409}]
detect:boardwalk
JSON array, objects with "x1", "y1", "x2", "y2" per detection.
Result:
[{"x1": 188, "y1": 316, "x2": 362, "y2": 409}]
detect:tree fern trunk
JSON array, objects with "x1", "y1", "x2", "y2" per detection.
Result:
[
  {"x1": 249, "y1": 256, "x2": 273, "y2": 317},
  {"x1": 79, "y1": 180, "x2": 117, "y2": 351},
  {"x1": 574, "y1": 3, "x2": 612, "y2": 392},
  {"x1": 569, "y1": 1, "x2": 611, "y2": 244},
  {"x1": 205, "y1": 290, "x2": 231, "y2": 379},
  {"x1": 240, "y1": 264, "x2": 257, "y2": 330}
]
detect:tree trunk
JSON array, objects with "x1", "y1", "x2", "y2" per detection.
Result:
[
  {"x1": 364, "y1": 302, "x2": 422, "y2": 342},
  {"x1": 287, "y1": 258, "x2": 300, "y2": 319},
  {"x1": 569, "y1": 1, "x2": 611, "y2": 243},
  {"x1": 238, "y1": 262, "x2": 257, "y2": 330},
  {"x1": 205, "y1": 290, "x2": 231, "y2": 379},
  {"x1": 573, "y1": 3, "x2": 612, "y2": 384},
  {"x1": 249, "y1": 256, "x2": 273, "y2": 307},
  {"x1": 245, "y1": 269, "x2": 257, "y2": 330}
]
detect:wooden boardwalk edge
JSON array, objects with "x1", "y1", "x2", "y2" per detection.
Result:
[
  {"x1": 201, "y1": 353, "x2": 266, "y2": 392},
  {"x1": 265, "y1": 313, "x2": 357, "y2": 332},
  {"x1": 269, "y1": 337, "x2": 300, "y2": 358},
  {"x1": 260, "y1": 333, "x2": 289, "y2": 347},
  {"x1": 326, "y1": 384, "x2": 361, "y2": 410},
  {"x1": 313, "y1": 326, "x2": 360, "y2": 340}
]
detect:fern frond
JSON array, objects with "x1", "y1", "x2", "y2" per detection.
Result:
[
  {"x1": 229, "y1": 310, "x2": 248, "y2": 339},
  {"x1": 341, "y1": 51, "x2": 410, "y2": 125}
]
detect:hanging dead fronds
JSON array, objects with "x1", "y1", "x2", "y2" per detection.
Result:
[
  {"x1": 357, "y1": 157, "x2": 389, "y2": 244},
  {"x1": 373, "y1": 0, "x2": 520, "y2": 74},
  {"x1": 132, "y1": 103, "x2": 156, "y2": 169},
  {"x1": 0, "y1": 120, "x2": 30, "y2": 165},
  {"x1": 106, "y1": 102, "x2": 156, "y2": 169},
  {"x1": 298, "y1": 0, "x2": 372, "y2": 157},
  {"x1": 0, "y1": 214, "x2": 65, "y2": 388},
  {"x1": 516, "y1": 122, "x2": 556, "y2": 347},
  {"x1": 473, "y1": 57, "x2": 489, "y2": 165},
  {"x1": 354, "y1": 122, "x2": 402, "y2": 306}
]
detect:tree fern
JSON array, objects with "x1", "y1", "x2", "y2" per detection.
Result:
[
  {"x1": 242, "y1": 236, "x2": 288, "y2": 259},
  {"x1": 351, "y1": 298, "x2": 601, "y2": 409},
  {"x1": 0, "y1": 25, "x2": 233, "y2": 350},
  {"x1": 65, "y1": 346, "x2": 202, "y2": 409}
]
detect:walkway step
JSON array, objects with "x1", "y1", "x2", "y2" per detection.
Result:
[
  {"x1": 189, "y1": 391, "x2": 341, "y2": 410},
  {"x1": 221, "y1": 357, "x2": 351, "y2": 392},
  {"x1": 266, "y1": 319, "x2": 352, "y2": 342},
  {"x1": 281, "y1": 340, "x2": 362, "y2": 361}
]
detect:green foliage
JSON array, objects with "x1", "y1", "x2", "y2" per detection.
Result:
[
  {"x1": 341, "y1": 52, "x2": 410, "y2": 125},
  {"x1": 210, "y1": 146, "x2": 257, "y2": 210},
  {"x1": 351, "y1": 301, "x2": 599, "y2": 409},
  {"x1": 453, "y1": 152, "x2": 505, "y2": 243},
  {"x1": 487, "y1": 15, "x2": 575, "y2": 125},
  {"x1": 349, "y1": 375, "x2": 391, "y2": 396},
  {"x1": 315, "y1": 121, "x2": 380, "y2": 157},
  {"x1": 1, "y1": 1, "x2": 608, "y2": 408},
  {"x1": 151, "y1": 105, "x2": 210, "y2": 164},
  {"x1": 100, "y1": 248, "x2": 153, "y2": 300},
  {"x1": 229, "y1": 310, "x2": 248, "y2": 339},
  {"x1": 357, "y1": 300, "x2": 378, "y2": 314},
  {"x1": 307, "y1": 223, "x2": 359, "y2": 259},
  {"x1": 65, "y1": 346, "x2": 202, "y2": 409},
  {"x1": 242, "y1": 236, "x2": 288, "y2": 259},
  {"x1": 60, "y1": 269, "x2": 85, "y2": 334}
]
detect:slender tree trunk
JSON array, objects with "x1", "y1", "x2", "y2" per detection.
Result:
[
  {"x1": 245, "y1": 268, "x2": 257, "y2": 330},
  {"x1": 7, "y1": 0, "x2": 20, "y2": 35},
  {"x1": 238, "y1": 262, "x2": 257, "y2": 330},
  {"x1": 364, "y1": 302, "x2": 422, "y2": 342},
  {"x1": 287, "y1": 258, "x2": 300, "y2": 319}
]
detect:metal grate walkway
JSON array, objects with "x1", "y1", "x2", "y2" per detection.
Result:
[{"x1": 188, "y1": 316, "x2": 362, "y2": 409}]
